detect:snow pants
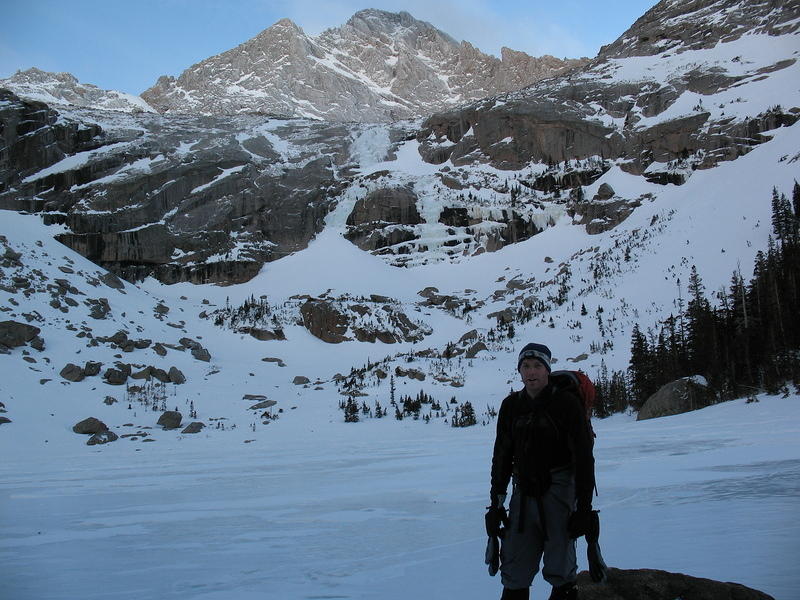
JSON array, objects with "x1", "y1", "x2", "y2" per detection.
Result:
[{"x1": 500, "y1": 468, "x2": 577, "y2": 590}]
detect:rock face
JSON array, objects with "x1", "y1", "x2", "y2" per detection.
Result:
[
  {"x1": 637, "y1": 376, "x2": 717, "y2": 421},
  {"x1": 576, "y1": 567, "x2": 774, "y2": 600},
  {"x1": 344, "y1": 186, "x2": 422, "y2": 252},
  {"x1": 0, "y1": 89, "x2": 352, "y2": 284},
  {"x1": 417, "y1": 1, "x2": 799, "y2": 175},
  {"x1": 140, "y1": 10, "x2": 585, "y2": 122}
]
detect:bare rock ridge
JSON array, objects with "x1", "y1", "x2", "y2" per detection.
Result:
[
  {"x1": 140, "y1": 9, "x2": 587, "y2": 122},
  {"x1": 0, "y1": 67, "x2": 155, "y2": 113}
]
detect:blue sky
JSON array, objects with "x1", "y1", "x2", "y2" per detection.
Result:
[{"x1": 1, "y1": 0, "x2": 658, "y2": 95}]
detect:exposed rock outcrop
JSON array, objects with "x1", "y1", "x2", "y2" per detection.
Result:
[
  {"x1": 300, "y1": 297, "x2": 431, "y2": 344},
  {"x1": 300, "y1": 300, "x2": 351, "y2": 344}
]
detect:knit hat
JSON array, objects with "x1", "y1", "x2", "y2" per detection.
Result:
[{"x1": 517, "y1": 343, "x2": 552, "y2": 372}]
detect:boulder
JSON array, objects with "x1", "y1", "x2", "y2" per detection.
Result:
[
  {"x1": 83, "y1": 361, "x2": 102, "y2": 376},
  {"x1": 261, "y1": 357, "x2": 287, "y2": 367},
  {"x1": 466, "y1": 341, "x2": 488, "y2": 359},
  {"x1": 103, "y1": 367, "x2": 128, "y2": 385},
  {"x1": 191, "y1": 347, "x2": 211, "y2": 362},
  {"x1": 637, "y1": 376, "x2": 716, "y2": 420},
  {"x1": 0, "y1": 320, "x2": 41, "y2": 348},
  {"x1": 179, "y1": 337, "x2": 201, "y2": 350},
  {"x1": 181, "y1": 422, "x2": 205, "y2": 434},
  {"x1": 249, "y1": 400, "x2": 277, "y2": 410},
  {"x1": 0, "y1": 416, "x2": 11, "y2": 425},
  {"x1": 168, "y1": 366, "x2": 186, "y2": 384},
  {"x1": 157, "y1": 410, "x2": 182, "y2": 430},
  {"x1": 99, "y1": 272, "x2": 125, "y2": 290},
  {"x1": 87, "y1": 431, "x2": 119, "y2": 446},
  {"x1": 151, "y1": 367, "x2": 170, "y2": 383},
  {"x1": 594, "y1": 183, "x2": 616, "y2": 200},
  {"x1": 87, "y1": 298, "x2": 111, "y2": 319},
  {"x1": 293, "y1": 376, "x2": 310, "y2": 385},
  {"x1": 459, "y1": 329, "x2": 479, "y2": 343},
  {"x1": 247, "y1": 327, "x2": 286, "y2": 341},
  {"x1": 60, "y1": 363, "x2": 86, "y2": 382},
  {"x1": 395, "y1": 366, "x2": 426, "y2": 381},
  {"x1": 108, "y1": 330, "x2": 128, "y2": 346},
  {"x1": 73, "y1": 417, "x2": 108, "y2": 434},
  {"x1": 575, "y1": 567, "x2": 774, "y2": 600},
  {"x1": 130, "y1": 366, "x2": 153, "y2": 380}
]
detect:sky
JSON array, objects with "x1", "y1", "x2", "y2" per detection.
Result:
[{"x1": 1, "y1": 0, "x2": 659, "y2": 95}]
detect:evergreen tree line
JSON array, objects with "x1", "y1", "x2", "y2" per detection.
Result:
[{"x1": 593, "y1": 184, "x2": 800, "y2": 414}]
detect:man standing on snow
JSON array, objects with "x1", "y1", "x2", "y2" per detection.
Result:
[{"x1": 486, "y1": 343, "x2": 596, "y2": 600}]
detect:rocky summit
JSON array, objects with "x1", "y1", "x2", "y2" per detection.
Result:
[{"x1": 139, "y1": 9, "x2": 586, "y2": 122}]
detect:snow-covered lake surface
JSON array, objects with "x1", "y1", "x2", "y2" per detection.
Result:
[{"x1": 1, "y1": 394, "x2": 797, "y2": 600}]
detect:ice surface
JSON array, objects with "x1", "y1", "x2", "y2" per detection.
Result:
[{"x1": 0, "y1": 395, "x2": 797, "y2": 600}]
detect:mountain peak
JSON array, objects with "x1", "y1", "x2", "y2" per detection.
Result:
[
  {"x1": 140, "y1": 9, "x2": 584, "y2": 121},
  {"x1": 269, "y1": 17, "x2": 303, "y2": 33}
]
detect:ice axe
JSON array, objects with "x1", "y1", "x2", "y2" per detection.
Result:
[{"x1": 586, "y1": 510, "x2": 608, "y2": 583}]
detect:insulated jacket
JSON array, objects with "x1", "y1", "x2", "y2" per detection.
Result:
[{"x1": 491, "y1": 381, "x2": 595, "y2": 512}]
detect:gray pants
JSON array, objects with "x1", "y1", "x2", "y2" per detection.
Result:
[{"x1": 500, "y1": 469, "x2": 577, "y2": 590}]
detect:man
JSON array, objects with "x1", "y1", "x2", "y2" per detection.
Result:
[{"x1": 487, "y1": 343, "x2": 596, "y2": 600}]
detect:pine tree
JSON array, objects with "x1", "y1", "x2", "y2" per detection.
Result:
[{"x1": 628, "y1": 323, "x2": 654, "y2": 409}]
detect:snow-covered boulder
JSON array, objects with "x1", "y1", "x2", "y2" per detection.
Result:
[
  {"x1": 637, "y1": 376, "x2": 716, "y2": 421},
  {"x1": 577, "y1": 567, "x2": 774, "y2": 599}
]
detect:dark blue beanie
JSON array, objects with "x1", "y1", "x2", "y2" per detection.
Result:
[{"x1": 517, "y1": 343, "x2": 552, "y2": 372}]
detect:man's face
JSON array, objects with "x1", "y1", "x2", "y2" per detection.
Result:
[{"x1": 519, "y1": 357, "x2": 549, "y2": 398}]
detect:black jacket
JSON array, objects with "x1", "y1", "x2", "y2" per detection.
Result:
[{"x1": 490, "y1": 381, "x2": 595, "y2": 512}]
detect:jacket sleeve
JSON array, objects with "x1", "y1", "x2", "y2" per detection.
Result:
[
  {"x1": 564, "y1": 390, "x2": 596, "y2": 512},
  {"x1": 490, "y1": 394, "x2": 515, "y2": 500}
]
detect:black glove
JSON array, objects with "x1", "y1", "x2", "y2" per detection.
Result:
[
  {"x1": 485, "y1": 535, "x2": 500, "y2": 576},
  {"x1": 485, "y1": 504, "x2": 508, "y2": 538},
  {"x1": 567, "y1": 508, "x2": 593, "y2": 539}
]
